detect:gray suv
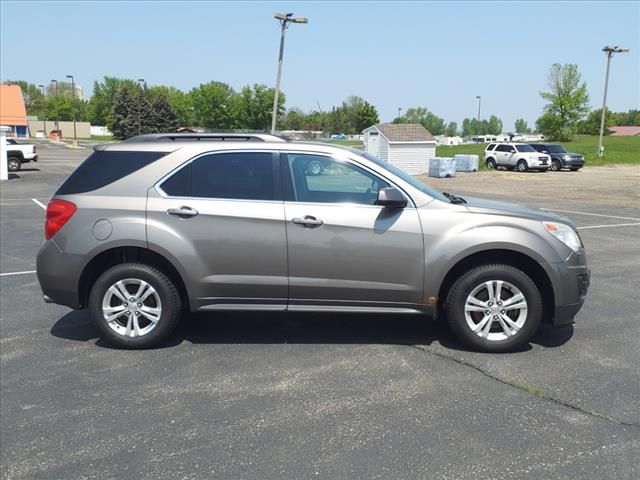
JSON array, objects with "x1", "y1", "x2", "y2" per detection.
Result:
[{"x1": 37, "y1": 140, "x2": 590, "y2": 352}]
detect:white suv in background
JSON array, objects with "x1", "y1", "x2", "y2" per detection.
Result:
[{"x1": 484, "y1": 143, "x2": 550, "y2": 172}]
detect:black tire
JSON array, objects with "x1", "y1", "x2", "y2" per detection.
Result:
[
  {"x1": 485, "y1": 158, "x2": 497, "y2": 170},
  {"x1": 550, "y1": 159, "x2": 561, "y2": 171},
  {"x1": 88, "y1": 263, "x2": 182, "y2": 349},
  {"x1": 444, "y1": 264, "x2": 542, "y2": 353},
  {"x1": 517, "y1": 160, "x2": 528, "y2": 172},
  {"x1": 7, "y1": 156, "x2": 21, "y2": 172}
]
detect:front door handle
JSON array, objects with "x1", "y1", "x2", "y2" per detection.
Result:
[
  {"x1": 167, "y1": 206, "x2": 199, "y2": 218},
  {"x1": 292, "y1": 215, "x2": 323, "y2": 228}
]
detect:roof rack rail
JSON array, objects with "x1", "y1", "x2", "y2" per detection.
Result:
[{"x1": 122, "y1": 133, "x2": 289, "y2": 143}]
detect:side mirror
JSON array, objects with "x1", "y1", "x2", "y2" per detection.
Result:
[{"x1": 376, "y1": 187, "x2": 407, "y2": 208}]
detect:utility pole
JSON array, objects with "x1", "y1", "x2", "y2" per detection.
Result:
[
  {"x1": 476, "y1": 95, "x2": 481, "y2": 141},
  {"x1": 38, "y1": 84, "x2": 47, "y2": 138},
  {"x1": 51, "y1": 79, "x2": 59, "y2": 137},
  {"x1": 271, "y1": 12, "x2": 308, "y2": 134},
  {"x1": 138, "y1": 78, "x2": 145, "y2": 135},
  {"x1": 597, "y1": 46, "x2": 629, "y2": 157},
  {"x1": 66, "y1": 75, "x2": 77, "y2": 146}
]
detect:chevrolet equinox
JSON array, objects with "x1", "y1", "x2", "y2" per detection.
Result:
[{"x1": 37, "y1": 138, "x2": 590, "y2": 352}]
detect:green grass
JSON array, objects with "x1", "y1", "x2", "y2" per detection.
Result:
[
  {"x1": 327, "y1": 139, "x2": 364, "y2": 148},
  {"x1": 436, "y1": 135, "x2": 639, "y2": 168},
  {"x1": 90, "y1": 135, "x2": 115, "y2": 141}
]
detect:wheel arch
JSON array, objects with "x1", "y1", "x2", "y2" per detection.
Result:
[
  {"x1": 78, "y1": 246, "x2": 189, "y2": 309},
  {"x1": 436, "y1": 249, "x2": 555, "y2": 324}
]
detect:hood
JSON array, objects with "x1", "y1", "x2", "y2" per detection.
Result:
[{"x1": 461, "y1": 196, "x2": 575, "y2": 227}]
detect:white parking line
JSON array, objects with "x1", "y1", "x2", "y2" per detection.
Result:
[
  {"x1": 31, "y1": 198, "x2": 47, "y2": 210},
  {"x1": 577, "y1": 222, "x2": 640, "y2": 230},
  {"x1": 541, "y1": 208, "x2": 640, "y2": 222},
  {"x1": 0, "y1": 270, "x2": 36, "y2": 277}
]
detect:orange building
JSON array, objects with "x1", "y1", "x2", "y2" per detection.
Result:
[{"x1": 0, "y1": 84, "x2": 29, "y2": 137}]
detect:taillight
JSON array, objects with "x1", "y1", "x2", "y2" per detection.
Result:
[{"x1": 45, "y1": 199, "x2": 77, "y2": 240}]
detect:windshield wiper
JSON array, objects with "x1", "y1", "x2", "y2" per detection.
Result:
[{"x1": 443, "y1": 192, "x2": 467, "y2": 204}]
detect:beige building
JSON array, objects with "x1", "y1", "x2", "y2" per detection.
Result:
[{"x1": 28, "y1": 120, "x2": 91, "y2": 139}]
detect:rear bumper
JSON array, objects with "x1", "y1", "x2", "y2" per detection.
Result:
[{"x1": 36, "y1": 240, "x2": 83, "y2": 309}]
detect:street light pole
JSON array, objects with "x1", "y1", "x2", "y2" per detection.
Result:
[
  {"x1": 476, "y1": 95, "x2": 481, "y2": 141},
  {"x1": 271, "y1": 12, "x2": 308, "y2": 134},
  {"x1": 597, "y1": 45, "x2": 629, "y2": 158},
  {"x1": 137, "y1": 78, "x2": 145, "y2": 135},
  {"x1": 398, "y1": 107, "x2": 402, "y2": 120},
  {"x1": 38, "y1": 84, "x2": 47, "y2": 138},
  {"x1": 66, "y1": 75, "x2": 77, "y2": 146},
  {"x1": 51, "y1": 79, "x2": 59, "y2": 135}
]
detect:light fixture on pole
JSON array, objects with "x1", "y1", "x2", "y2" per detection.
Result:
[
  {"x1": 137, "y1": 78, "x2": 145, "y2": 135},
  {"x1": 38, "y1": 84, "x2": 47, "y2": 137},
  {"x1": 271, "y1": 12, "x2": 308, "y2": 134},
  {"x1": 476, "y1": 95, "x2": 481, "y2": 141},
  {"x1": 51, "y1": 79, "x2": 59, "y2": 134},
  {"x1": 597, "y1": 45, "x2": 629, "y2": 158},
  {"x1": 66, "y1": 74, "x2": 77, "y2": 146}
]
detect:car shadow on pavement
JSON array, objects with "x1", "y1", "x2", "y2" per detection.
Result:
[{"x1": 50, "y1": 310, "x2": 573, "y2": 352}]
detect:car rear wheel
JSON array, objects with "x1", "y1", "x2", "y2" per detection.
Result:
[
  {"x1": 550, "y1": 159, "x2": 561, "y2": 171},
  {"x1": 445, "y1": 264, "x2": 542, "y2": 352},
  {"x1": 517, "y1": 160, "x2": 528, "y2": 172},
  {"x1": 485, "y1": 158, "x2": 497, "y2": 170},
  {"x1": 89, "y1": 263, "x2": 181, "y2": 348},
  {"x1": 7, "y1": 156, "x2": 21, "y2": 172}
]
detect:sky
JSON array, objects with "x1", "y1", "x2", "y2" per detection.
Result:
[{"x1": 1, "y1": 0, "x2": 638, "y2": 131}]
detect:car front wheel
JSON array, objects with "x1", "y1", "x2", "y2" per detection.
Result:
[
  {"x1": 445, "y1": 264, "x2": 542, "y2": 352},
  {"x1": 517, "y1": 160, "x2": 528, "y2": 172},
  {"x1": 89, "y1": 263, "x2": 181, "y2": 349}
]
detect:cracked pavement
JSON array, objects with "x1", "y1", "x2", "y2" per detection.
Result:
[{"x1": 1, "y1": 143, "x2": 639, "y2": 479}]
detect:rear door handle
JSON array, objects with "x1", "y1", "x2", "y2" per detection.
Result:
[
  {"x1": 167, "y1": 206, "x2": 199, "y2": 218},
  {"x1": 292, "y1": 215, "x2": 323, "y2": 228}
]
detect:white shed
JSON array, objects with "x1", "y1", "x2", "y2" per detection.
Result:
[{"x1": 362, "y1": 123, "x2": 436, "y2": 175}]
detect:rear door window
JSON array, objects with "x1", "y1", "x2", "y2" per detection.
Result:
[
  {"x1": 56, "y1": 150, "x2": 169, "y2": 195},
  {"x1": 160, "y1": 151, "x2": 278, "y2": 201}
]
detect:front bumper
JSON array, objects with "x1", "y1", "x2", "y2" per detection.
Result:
[
  {"x1": 549, "y1": 255, "x2": 590, "y2": 326},
  {"x1": 562, "y1": 158, "x2": 584, "y2": 167}
]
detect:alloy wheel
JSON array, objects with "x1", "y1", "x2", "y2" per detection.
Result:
[
  {"x1": 101, "y1": 278, "x2": 162, "y2": 337},
  {"x1": 464, "y1": 280, "x2": 528, "y2": 342}
]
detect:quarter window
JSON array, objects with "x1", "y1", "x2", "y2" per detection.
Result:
[{"x1": 286, "y1": 154, "x2": 389, "y2": 205}]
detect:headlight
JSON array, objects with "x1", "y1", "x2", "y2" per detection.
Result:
[
  {"x1": 563, "y1": 154, "x2": 571, "y2": 159},
  {"x1": 543, "y1": 222, "x2": 582, "y2": 253}
]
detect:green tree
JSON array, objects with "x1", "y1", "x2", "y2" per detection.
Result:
[
  {"x1": 354, "y1": 101, "x2": 379, "y2": 132},
  {"x1": 151, "y1": 94, "x2": 179, "y2": 133},
  {"x1": 445, "y1": 121, "x2": 458, "y2": 137},
  {"x1": 537, "y1": 63, "x2": 590, "y2": 141},
  {"x1": 486, "y1": 115, "x2": 503, "y2": 135},
  {"x1": 235, "y1": 84, "x2": 284, "y2": 131},
  {"x1": 190, "y1": 82, "x2": 236, "y2": 129},
  {"x1": 87, "y1": 76, "x2": 137, "y2": 126},
  {"x1": 282, "y1": 108, "x2": 306, "y2": 130},
  {"x1": 514, "y1": 118, "x2": 530, "y2": 133},
  {"x1": 148, "y1": 86, "x2": 193, "y2": 127},
  {"x1": 108, "y1": 86, "x2": 153, "y2": 139},
  {"x1": 393, "y1": 107, "x2": 446, "y2": 135}
]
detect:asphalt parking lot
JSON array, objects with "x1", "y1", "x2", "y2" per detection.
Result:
[{"x1": 1, "y1": 140, "x2": 639, "y2": 480}]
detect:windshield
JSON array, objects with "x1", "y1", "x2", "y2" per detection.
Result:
[
  {"x1": 352, "y1": 150, "x2": 449, "y2": 202},
  {"x1": 547, "y1": 144, "x2": 567, "y2": 153},
  {"x1": 515, "y1": 144, "x2": 536, "y2": 152}
]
